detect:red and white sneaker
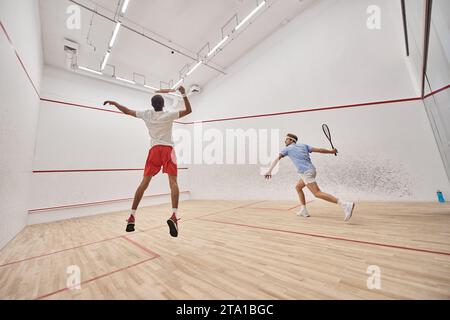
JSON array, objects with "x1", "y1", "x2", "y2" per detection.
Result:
[
  {"x1": 126, "y1": 215, "x2": 135, "y2": 232},
  {"x1": 167, "y1": 213, "x2": 180, "y2": 237}
]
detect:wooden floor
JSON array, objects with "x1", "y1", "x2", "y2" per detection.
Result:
[{"x1": 1, "y1": 200, "x2": 450, "y2": 300}]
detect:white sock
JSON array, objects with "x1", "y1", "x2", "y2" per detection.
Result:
[
  {"x1": 172, "y1": 208, "x2": 178, "y2": 214},
  {"x1": 338, "y1": 199, "x2": 344, "y2": 206},
  {"x1": 300, "y1": 205, "x2": 307, "y2": 211},
  {"x1": 131, "y1": 209, "x2": 136, "y2": 216}
]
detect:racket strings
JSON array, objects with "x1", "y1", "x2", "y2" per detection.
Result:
[{"x1": 322, "y1": 124, "x2": 332, "y2": 140}]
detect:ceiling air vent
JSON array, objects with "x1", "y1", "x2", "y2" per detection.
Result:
[{"x1": 63, "y1": 38, "x2": 79, "y2": 71}]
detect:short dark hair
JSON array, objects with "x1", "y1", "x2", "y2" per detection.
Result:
[
  {"x1": 286, "y1": 133, "x2": 298, "y2": 143},
  {"x1": 151, "y1": 95, "x2": 164, "y2": 110}
]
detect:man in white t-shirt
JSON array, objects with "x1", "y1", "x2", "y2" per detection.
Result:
[{"x1": 104, "y1": 86, "x2": 191, "y2": 237}]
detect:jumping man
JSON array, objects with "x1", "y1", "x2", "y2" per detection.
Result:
[
  {"x1": 104, "y1": 86, "x2": 191, "y2": 236},
  {"x1": 265, "y1": 133, "x2": 355, "y2": 221}
]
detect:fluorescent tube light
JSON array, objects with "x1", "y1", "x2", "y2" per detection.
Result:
[
  {"x1": 207, "y1": 36, "x2": 229, "y2": 57},
  {"x1": 109, "y1": 22, "x2": 121, "y2": 48},
  {"x1": 78, "y1": 66, "x2": 102, "y2": 75},
  {"x1": 101, "y1": 51, "x2": 110, "y2": 71},
  {"x1": 171, "y1": 79, "x2": 183, "y2": 89},
  {"x1": 121, "y1": 0, "x2": 130, "y2": 14},
  {"x1": 187, "y1": 61, "x2": 203, "y2": 76},
  {"x1": 144, "y1": 84, "x2": 159, "y2": 90},
  {"x1": 116, "y1": 76, "x2": 135, "y2": 84},
  {"x1": 235, "y1": 1, "x2": 266, "y2": 31}
]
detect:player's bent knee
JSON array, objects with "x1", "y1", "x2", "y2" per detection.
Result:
[{"x1": 315, "y1": 192, "x2": 325, "y2": 198}]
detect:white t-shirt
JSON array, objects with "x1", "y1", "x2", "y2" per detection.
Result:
[{"x1": 136, "y1": 109, "x2": 180, "y2": 147}]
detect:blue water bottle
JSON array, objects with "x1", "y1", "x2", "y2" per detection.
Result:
[{"x1": 437, "y1": 190, "x2": 445, "y2": 203}]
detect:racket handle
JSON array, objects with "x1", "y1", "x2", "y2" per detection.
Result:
[{"x1": 331, "y1": 143, "x2": 337, "y2": 156}]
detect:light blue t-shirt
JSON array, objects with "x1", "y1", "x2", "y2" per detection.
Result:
[{"x1": 280, "y1": 143, "x2": 315, "y2": 173}]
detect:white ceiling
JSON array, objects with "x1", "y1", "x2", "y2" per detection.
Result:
[{"x1": 39, "y1": 0, "x2": 316, "y2": 92}]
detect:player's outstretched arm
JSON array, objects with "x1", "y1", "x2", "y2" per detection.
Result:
[
  {"x1": 103, "y1": 100, "x2": 137, "y2": 117},
  {"x1": 264, "y1": 155, "x2": 284, "y2": 179},
  {"x1": 178, "y1": 86, "x2": 192, "y2": 118},
  {"x1": 311, "y1": 147, "x2": 338, "y2": 154}
]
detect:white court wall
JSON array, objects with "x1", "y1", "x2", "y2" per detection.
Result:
[
  {"x1": 183, "y1": 100, "x2": 449, "y2": 202},
  {"x1": 0, "y1": 1, "x2": 43, "y2": 248},
  {"x1": 403, "y1": 0, "x2": 426, "y2": 95},
  {"x1": 29, "y1": 67, "x2": 191, "y2": 224},
  {"x1": 187, "y1": 0, "x2": 417, "y2": 121},
  {"x1": 184, "y1": 0, "x2": 450, "y2": 202},
  {"x1": 421, "y1": 0, "x2": 450, "y2": 182},
  {"x1": 426, "y1": 0, "x2": 450, "y2": 91}
]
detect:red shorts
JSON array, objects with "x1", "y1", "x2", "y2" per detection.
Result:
[{"x1": 144, "y1": 145, "x2": 177, "y2": 177}]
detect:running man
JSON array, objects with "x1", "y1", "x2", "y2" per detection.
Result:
[
  {"x1": 103, "y1": 86, "x2": 191, "y2": 236},
  {"x1": 264, "y1": 133, "x2": 354, "y2": 221}
]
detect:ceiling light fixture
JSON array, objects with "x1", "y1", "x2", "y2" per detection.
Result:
[
  {"x1": 186, "y1": 61, "x2": 203, "y2": 76},
  {"x1": 144, "y1": 84, "x2": 159, "y2": 90},
  {"x1": 207, "y1": 36, "x2": 229, "y2": 57},
  {"x1": 235, "y1": 0, "x2": 266, "y2": 31},
  {"x1": 116, "y1": 76, "x2": 135, "y2": 84},
  {"x1": 121, "y1": 0, "x2": 130, "y2": 14},
  {"x1": 78, "y1": 66, "x2": 103, "y2": 75},
  {"x1": 101, "y1": 51, "x2": 111, "y2": 71},
  {"x1": 171, "y1": 79, "x2": 184, "y2": 89},
  {"x1": 109, "y1": 22, "x2": 121, "y2": 48}
]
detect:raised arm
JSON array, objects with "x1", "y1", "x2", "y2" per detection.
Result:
[
  {"x1": 311, "y1": 147, "x2": 338, "y2": 154},
  {"x1": 264, "y1": 155, "x2": 284, "y2": 179},
  {"x1": 177, "y1": 86, "x2": 192, "y2": 118},
  {"x1": 103, "y1": 101, "x2": 137, "y2": 117}
]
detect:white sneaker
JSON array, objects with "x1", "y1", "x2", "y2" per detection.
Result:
[
  {"x1": 297, "y1": 208, "x2": 310, "y2": 218},
  {"x1": 342, "y1": 202, "x2": 355, "y2": 221}
]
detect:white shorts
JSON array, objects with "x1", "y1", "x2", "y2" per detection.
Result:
[{"x1": 299, "y1": 169, "x2": 316, "y2": 184}]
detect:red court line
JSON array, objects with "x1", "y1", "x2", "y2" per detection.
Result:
[
  {"x1": 14, "y1": 50, "x2": 40, "y2": 98},
  {"x1": 122, "y1": 236, "x2": 161, "y2": 258},
  {"x1": 3, "y1": 18, "x2": 449, "y2": 126},
  {"x1": 0, "y1": 20, "x2": 13, "y2": 43},
  {"x1": 33, "y1": 168, "x2": 144, "y2": 173},
  {"x1": 199, "y1": 218, "x2": 450, "y2": 256},
  {"x1": 247, "y1": 200, "x2": 315, "y2": 211},
  {"x1": 0, "y1": 21, "x2": 40, "y2": 98},
  {"x1": 125, "y1": 201, "x2": 267, "y2": 234},
  {"x1": 41, "y1": 96, "x2": 423, "y2": 124},
  {"x1": 178, "y1": 97, "x2": 423, "y2": 124},
  {"x1": 199, "y1": 200, "x2": 268, "y2": 215},
  {"x1": 1, "y1": 201, "x2": 252, "y2": 269},
  {"x1": 248, "y1": 207, "x2": 297, "y2": 211},
  {"x1": 423, "y1": 84, "x2": 450, "y2": 99},
  {"x1": 42, "y1": 97, "x2": 187, "y2": 120},
  {"x1": 28, "y1": 191, "x2": 191, "y2": 213},
  {"x1": 40, "y1": 98, "x2": 122, "y2": 115},
  {"x1": 35, "y1": 256, "x2": 158, "y2": 300},
  {"x1": 0, "y1": 236, "x2": 120, "y2": 268},
  {"x1": 38, "y1": 86, "x2": 449, "y2": 125},
  {"x1": 249, "y1": 205, "x2": 302, "y2": 211},
  {"x1": 38, "y1": 85, "x2": 449, "y2": 125},
  {"x1": 0, "y1": 224, "x2": 163, "y2": 269},
  {"x1": 287, "y1": 200, "x2": 315, "y2": 210},
  {"x1": 32, "y1": 167, "x2": 188, "y2": 173},
  {"x1": 0, "y1": 234, "x2": 158, "y2": 270}
]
